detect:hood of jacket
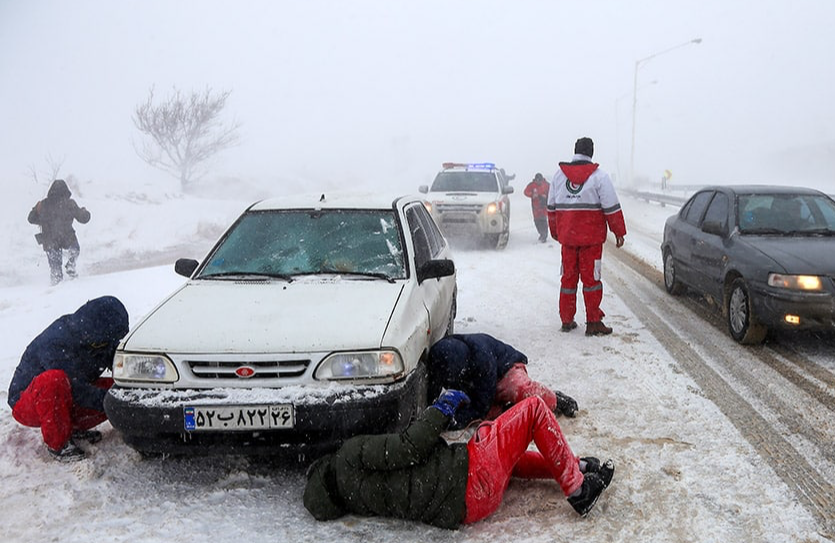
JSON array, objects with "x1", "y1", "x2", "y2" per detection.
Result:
[
  {"x1": 47, "y1": 179, "x2": 72, "y2": 200},
  {"x1": 559, "y1": 157, "x2": 599, "y2": 186},
  {"x1": 69, "y1": 296, "x2": 130, "y2": 346}
]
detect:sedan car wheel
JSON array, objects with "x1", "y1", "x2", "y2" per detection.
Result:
[
  {"x1": 727, "y1": 278, "x2": 767, "y2": 344},
  {"x1": 663, "y1": 250, "x2": 684, "y2": 295}
]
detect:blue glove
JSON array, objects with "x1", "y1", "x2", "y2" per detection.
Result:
[{"x1": 432, "y1": 389, "x2": 470, "y2": 418}]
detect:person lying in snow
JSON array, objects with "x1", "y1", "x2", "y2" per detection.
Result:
[
  {"x1": 7, "y1": 296, "x2": 129, "y2": 461},
  {"x1": 427, "y1": 333, "x2": 578, "y2": 429},
  {"x1": 304, "y1": 389, "x2": 614, "y2": 529}
]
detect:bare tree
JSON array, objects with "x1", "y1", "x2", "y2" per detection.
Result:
[
  {"x1": 28, "y1": 153, "x2": 65, "y2": 185},
  {"x1": 132, "y1": 86, "x2": 240, "y2": 190}
]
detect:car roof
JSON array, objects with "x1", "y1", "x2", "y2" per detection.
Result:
[
  {"x1": 701, "y1": 184, "x2": 826, "y2": 196},
  {"x1": 248, "y1": 192, "x2": 424, "y2": 211},
  {"x1": 439, "y1": 162, "x2": 499, "y2": 173}
]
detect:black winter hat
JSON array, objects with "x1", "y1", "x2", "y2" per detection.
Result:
[{"x1": 574, "y1": 137, "x2": 594, "y2": 158}]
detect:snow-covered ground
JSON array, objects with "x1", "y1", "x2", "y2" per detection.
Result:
[{"x1": 0, "y1": 181, "x2": 831, "y2": 543}]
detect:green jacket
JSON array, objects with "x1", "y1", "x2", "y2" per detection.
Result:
[{"x1": 303, "y1": 407, "x2": 470, "y2": 529}]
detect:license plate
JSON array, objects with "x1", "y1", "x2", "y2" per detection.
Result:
[{"x1": 184, "y1": 404, "x2": 294, "y2": 431}]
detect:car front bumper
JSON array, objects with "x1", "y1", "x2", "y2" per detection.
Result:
[
  {"x1": 104, "y1": 364, "x2": 426, "y2": 456},
  {"x1": 751, "y1": 284, "x2": 835, "y2": 331}
]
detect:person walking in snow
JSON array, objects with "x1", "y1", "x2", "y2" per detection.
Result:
[
  {"x1": 7, "y1": 296, "x2": 129, "y2": 461},
  {"x1": 303, "y1": 389, "x2": 615, "y2": 529},
  {"x1": 547, "y1": 137, "x2": 627, "y2": 336},
  {"x1": 28, "y1": 179, "x2": 91, "y2": 285},
  {"x1": 427, "y1": 333, "x2": 578, "y2": 429},
  {"x1": 524, "y1": 173, "x2": 551, "y2": 242}
]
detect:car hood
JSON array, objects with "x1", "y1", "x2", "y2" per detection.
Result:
[
  {"x1": 123, "y1": 279, "x2": 405, "y2": 354},
  {"x1": 745, "y1": 236, "x2": 835, "y2": 273}
]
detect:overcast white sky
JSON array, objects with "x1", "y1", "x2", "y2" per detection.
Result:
[{"x1": 2, "y1": 0, "x2": 834, "y2": 193}]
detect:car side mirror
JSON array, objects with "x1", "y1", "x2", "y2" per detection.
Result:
[
  {"x1": 417, "y1": 259, "x2": 455, "y2": 284},
  {"x1": 418, "y1": 185, "x2": 429, "y2": 194},
  {"x1": 174, "y1": 258, "x2": 199, "y2": 278},
  {"x1": 503, "y1": 186, "x2": 515, "y2": 195},
  {"x1": 701, "y1": 221, "x2": 726, "y2": 237}
]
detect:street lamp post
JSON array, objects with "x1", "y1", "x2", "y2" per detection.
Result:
[
  {"x1": 628, "y1": 38, "x2": 702, "y2": 186},
  {"x1": 616, "y1": 80, "x2": 657, "y2": 182}
]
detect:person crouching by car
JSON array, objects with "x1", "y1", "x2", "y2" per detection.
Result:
[
  {"x1": 7, "y1": 296, "x2": 129, "y2": 461},
  {"x1": 427, "y1": 333, "x2": 579, "y2": 430},
  {"x1": 304, "y1": 389, "x2": 615, "y2": 528}
]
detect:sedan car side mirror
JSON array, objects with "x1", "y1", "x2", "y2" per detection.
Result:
[
  {"x1": 418, "y1": 185, "x2": 429, "y2": 194},
  {"x1": 417, "y1": 259, "x2": 455, "y2": 284},
  {"x1": 174, "y1": 258, "x2": 200, "y2": 278},
  {"x1": 701, "y1": 221, "x2": 726, "y2": 237}
]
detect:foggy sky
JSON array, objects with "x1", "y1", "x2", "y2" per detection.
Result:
[{"x1": 2, "y1": 0, "x2": 834, "y2": 194}]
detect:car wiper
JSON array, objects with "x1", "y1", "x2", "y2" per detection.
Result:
[
  {"x1": 317, "y1": 268, "x2": 396, "y2": 283},
  {"x1": 800, "y1": 228, "x2": 835, "y2": 236},
  {"x1": 741, "y1": 227, "x2": 785, "y2": 235},
  {"x1": 198, "y1": 271, "x2": 294, "y2": 282}
]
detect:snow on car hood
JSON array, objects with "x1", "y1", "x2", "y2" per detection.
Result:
[
  {"x1": 124, "y1": 279, "x2": 405, "y2": 354},
  {"x1": 746, "y1": 236, "x2": 835, "y2": 273}
]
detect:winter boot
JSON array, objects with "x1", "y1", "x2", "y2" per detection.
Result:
[
  {"x1": 560, "y1": 321, "x2": 578, "y2": 333},
  {"x1": 555, "y1": 390, "x2": 578, "y2": 417},
  {"x1": 72, "y1": 430, "x2": 102, "y2": 444},
  {"x1": 568, "y1": 468, "x2": 613, "y2": 516},
  {"x1": 585, "y1": 321, "x2": 613, "y2": 336},
  {"x1": 48, "y1": 440, "x2": 86, "y2": 462},
  {"x1": 578, "y1": 458, "x2": 614, "y2": 487}
]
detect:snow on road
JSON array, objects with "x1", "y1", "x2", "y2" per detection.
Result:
[{"x1": 0, "y1": 189, "x2": 832, "y2": 542}]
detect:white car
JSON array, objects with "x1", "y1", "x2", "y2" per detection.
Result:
[
  {"x1": 104, "y1": 192, "x2": 457, "y2": 456},
  {"x1": 419, "y1": 162, "x2": 514, "y2": 249}
]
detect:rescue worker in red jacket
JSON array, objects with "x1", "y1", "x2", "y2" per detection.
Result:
[
  {"x1": 524, "y1": 173, "x2": 551, "y2": 242},
  {"x1": 547, "y1": 137, "x2": 627, "y2": 336}
]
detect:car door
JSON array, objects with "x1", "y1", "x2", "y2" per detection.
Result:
[
  {"x1": 405, "y1": 204, "x2": 456, "y2": 343},
  {"x1": 669, "y1": 190, "x2": 715, "y2": 286},
  {"x1": 690, "y1": 190, "x2": 731, "y2": 300}
]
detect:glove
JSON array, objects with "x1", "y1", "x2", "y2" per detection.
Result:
[
  {"x1": 432, "y1": 389, "x2": 470, "y2": 418},
  {"x1": 555, "y1": 390, "x2": 578, "y2": 418}
]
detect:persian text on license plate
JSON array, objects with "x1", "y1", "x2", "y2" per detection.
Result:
[{"x1": 184, "y1": 404, "x2": 294, "y2": 431}]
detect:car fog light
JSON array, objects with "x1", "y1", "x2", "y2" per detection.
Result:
[{"x1": 784, "y1": 315, "x2": 801, "y2": 325}]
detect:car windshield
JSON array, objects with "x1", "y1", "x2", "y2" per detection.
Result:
[
  {"x1": 738, "y1": 193, "x2": 835, "y2": 235},
  {"x1": 430, "y1": 171, "x2": 499, "y2": 192},
  {"x1": 197, "y1": 209, "x2": 406, "y2": 280}
]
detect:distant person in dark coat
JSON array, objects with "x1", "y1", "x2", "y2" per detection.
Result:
[
  {"x1": 304, "y1": 390, "x2": 615, "y2": 529},
  {"x1": 524, "y1": 173, "x2": 551, "y2": 242},
  {"x1": 28, "y1": 179, "x2": 91, "y2": 285},
  {"x1": 427, "y1": 333, "x2": 578, "y2": 429},
  {"x1": 7, "y1": 296, "x2": 129, "y2": 461}
]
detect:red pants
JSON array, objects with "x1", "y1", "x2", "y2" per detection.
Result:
[
  {"x1": 486, "y1": 363, "x2": 557, "y2": 419},
  {"x1": 560, "y1": 244, "x2": 604, "y2": 323},
  {"x1": 463, "y1": 397, "x2": 583, "y2": 524},
  {"x1": 11, "y1": 369, "x2": 111, "y2": 451}
]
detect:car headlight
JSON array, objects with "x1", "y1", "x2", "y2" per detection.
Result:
[
  {"x1": 113, "y1": 353, "x2": 179, "y2": 383},
  {"x1": 485, "y1": 202, "x2": 498, "y2": 214},
  {"x1": 767, "y1": 273, "x2": 823, "y2": 291},
  {"x1": 424, "y1": 201, "x2": 433, "y2": 213},
  {"x1": 314, "y1": 350, "x2": 404, "y2": 382}
]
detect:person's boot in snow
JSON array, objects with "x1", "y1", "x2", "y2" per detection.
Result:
[
  {"x1": 48, "y1": 440, "x2": 86, "y2": 462},
  {"x1": 554, "y1": 390, "x2": 578, "y2": 417},
  {"x1": 567, "y1": 460, "x2": 615, "y2": 516},
  {"x1": 560, "y1": 321, "x2": 578, "y2": 333},
  {"x1": 72, "y1": 430, "x2": 102, "y2": 444},
  {"x1": 580, "y1": 458, "x2": 614, "y2": 486},
  {"x1": 585, "y1": 321, "x2": 613, "y2": 336}
]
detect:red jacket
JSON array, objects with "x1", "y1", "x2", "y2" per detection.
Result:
[
  {"x1": 546, "y1": 160, "x2": 627, "y2": 246},
  {"x1": 524, "y1": 178, "x2": 550, "y2": 219}
]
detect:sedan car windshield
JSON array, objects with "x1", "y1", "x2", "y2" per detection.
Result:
[
  {"x1": 197, "y1": 209, "x2": 407, "y2": 280},
  {"x1": 431, "y1": 171, "x2": 499, "y2": 192},
  {"x1": 738, "y1": 193, "x2": 835, "y2": 235}
]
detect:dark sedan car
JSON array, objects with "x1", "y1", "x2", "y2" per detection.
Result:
[{"x1": 661, "y1": 185, "x2": 835, "y2": 344}]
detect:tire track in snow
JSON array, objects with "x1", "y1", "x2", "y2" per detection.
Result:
[{"x1": 609, "y1": 247, "x2": 835, "y2": 534}]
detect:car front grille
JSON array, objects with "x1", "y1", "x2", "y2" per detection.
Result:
[
  {"x1": 436, "y1": 203, "x2": 483, "y2": 214},
  {"x1": 186, "y1": 359, "x2": 310, "y2": 380}
]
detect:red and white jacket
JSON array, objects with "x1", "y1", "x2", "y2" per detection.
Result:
[{"x1": 546, "y1": 155, "x2": 627, "y2": 246}]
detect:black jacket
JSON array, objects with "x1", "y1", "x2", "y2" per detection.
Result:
[
  {"x1": 28, "y1": 179, "x2": 90, "y2": 250},
  {"x1": 303, "y1": 407, "x2": 469, "y2": 529}
]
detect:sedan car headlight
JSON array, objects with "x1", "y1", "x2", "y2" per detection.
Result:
[
  {"x1": 314, "y1": 350, "x2": 404, "y2": 382},
  {"x1": 113, "y1": 353, "x2": 179, "y2": 383},
  {"x1": 485, "y1": 202, "x2": 499, "y2": 215},
  {"x1": 767, "y1": 273, "x2": 823, "y2": 291}
]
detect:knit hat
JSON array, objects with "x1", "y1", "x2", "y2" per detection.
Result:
[{"x1": 574, "y1": 137, "x2": 594, "y2": 158}]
